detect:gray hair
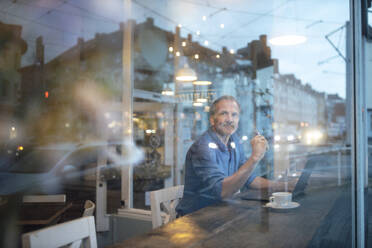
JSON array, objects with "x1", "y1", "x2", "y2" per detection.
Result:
[{"x1": 209, "y1": 95, "x2": 241, "y2": 117}]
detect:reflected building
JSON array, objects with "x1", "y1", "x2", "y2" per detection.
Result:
[
  {"x1": 16, "y1": 17, "x2": 336, "y2": 183},
  {"x1": 326, "y1": 93, "x2": 346, "y2": 141},
  {"x1": 236, "y1": 34, "x2": 277, "y2": 140},
  {"x1": 15, "y1": 18, "x2": 280, "y2": 185},
  {"x1": 273, "y1": 74, "x2": 327, "y2": 140},
  {"x1": 0, "y1": 22, "x2": 27, "y2": 143}
]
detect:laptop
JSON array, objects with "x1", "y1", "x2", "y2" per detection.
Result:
[{"x1": 238, "y1": 158, "x2": 317, "y2": 202}]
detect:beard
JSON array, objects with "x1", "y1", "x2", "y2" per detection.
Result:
[{"x1": 215, "y1": 121, "x2": 237, "y2": 136}]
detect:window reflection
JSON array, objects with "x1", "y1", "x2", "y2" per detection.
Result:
[{"x1": 0, "y1": 0, "x2": 358, "y2": 247}]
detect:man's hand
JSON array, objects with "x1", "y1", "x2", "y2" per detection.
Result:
[
  {"x1": 270, "y1": 178, "x2": 299, "y2": 192},
  {"x1": 250, "y1": 135, "x2": 268, "y2": 162},
  {"x1": 221, "y1": 135, "x2": 267, "y2": 199},
  {"x1": 286, "y1": 178, "x2": 299, "y2": 192}
]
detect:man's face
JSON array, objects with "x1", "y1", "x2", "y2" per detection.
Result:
[{"x1": 210, "y1": 99, "x2": 240, "y2": 137}]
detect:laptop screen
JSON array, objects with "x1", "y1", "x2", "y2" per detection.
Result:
[{"x1": 238, "y1": 157, "x2": 317, "y2": 201}]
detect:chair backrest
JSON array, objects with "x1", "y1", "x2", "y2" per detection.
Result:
[
  {"x1": 22, "y1": 216, "x2": 97, "y2": 248},
  {"x1": 150, "y1": 185, "x2": 184, "y2": 228},
  {"x1": 82, "y1": 200, "x2": 95, "y2": 217}
]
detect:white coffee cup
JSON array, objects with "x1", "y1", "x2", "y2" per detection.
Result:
[{"x1": 269, "y1": 192, "x2": 292, "y2": 207}]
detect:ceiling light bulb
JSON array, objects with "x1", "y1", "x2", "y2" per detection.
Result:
[
  {"x1": 176, "y1": 51, "x2": 181, "y2": 56},
  {"x1": 196, "y1": 31, "x2": 200, "y2": 36},
  {"x1": 193, "y1": 81, "x2": 212, "y2": 85},
  {"x1": 162, "y1": 89, "x2": 174, "y2": 96},
  {"x1": 229, "y1": 49, "x2": 235, "y2": 54},
  {"x1": 176, "y1": 65, "x2": 197, "y2": 82},
  {"x1": 220, "y1": 24, "x2": 224, "y2": 29},
  {"x1": 202, "y1": 16, "x2": 207, "y2": 21},
  {"x1": 196, "y1": 98, "x2": 207, "y2": 103},
  {"x1": 216, "y1": 54, "x2": 220, "y2": 59},
  {"x1": 194, "y1": 54, "x2": 199, "y2": 59},
  {"x1": 182, "y1": 41, "x2": 186, "y2": 47},
  {"x1": 169, "y1": 46, "x2": 173, "y2": 52},
  {"x1": 178, "y1": 24, "x2": 182, "y2": 28}
]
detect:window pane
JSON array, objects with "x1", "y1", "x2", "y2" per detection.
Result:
[
  {"x1": 365, "y1": 1, "x2": 372, "y2": 244},
  {"x1": 0, "y1": 0, "x2": 357, "y2": 247}
]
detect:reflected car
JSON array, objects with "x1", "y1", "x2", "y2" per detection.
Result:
[
  {"x1": 273, "y1": 132, "x2": 300, "y2": 144},
  {"x1": 0, "y1": 141, "x2": 143, "y2": 196},
  {"x1": 300, "y1": 128, "x2": 327, "y2": 146}
]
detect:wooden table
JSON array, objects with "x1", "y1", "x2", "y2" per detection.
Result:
[
  {"x1": 18, "y1": 202, "x2": 73, "y2": 226},
  {"x1": 109, "y1": 181, "x2": 352, "y2": 248}
]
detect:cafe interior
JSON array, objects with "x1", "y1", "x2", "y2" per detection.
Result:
[{"x1": 0, "y1": 0, "x2": 372, "y2": 247}]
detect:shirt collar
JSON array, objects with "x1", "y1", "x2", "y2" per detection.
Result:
[{"x1": 207, "y1": 127, "x2": 236, "y2": 152}]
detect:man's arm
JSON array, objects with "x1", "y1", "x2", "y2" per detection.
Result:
[
  {"x1": 250, "y1": 176, "x2": 298, "y2": 192},
  {"x1": 221, "y1": 135, "x2": 267, "y2": 198},
  {"x1": 249, "y1": 176, "x2": 278, "y2": 189}
]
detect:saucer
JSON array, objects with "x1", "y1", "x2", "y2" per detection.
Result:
[{"x1": 265, "y1": 202, "x2": 300, "y2": 209}]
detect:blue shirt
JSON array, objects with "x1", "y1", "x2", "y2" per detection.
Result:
[{"x1": 176, "y1": 128, "x2": 257, "y2": 216}]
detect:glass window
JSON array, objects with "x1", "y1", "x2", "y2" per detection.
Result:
[
  {"x1": 365, "y1": 2, "x2": 372, "y2": 246},
  {"x1": 1, "y1": 0, "x2": 368, "y2": 247}
]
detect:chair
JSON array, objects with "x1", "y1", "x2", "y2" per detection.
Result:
[
  {"x1": 82, "y1": 200, "x2": 95, "y2": 217},
  {"x1": 150, "y1": 185, "x2": 184, "y2": 228},
  {"x1": 22, "y1": 216, "x2": 97, "y2": 248}
]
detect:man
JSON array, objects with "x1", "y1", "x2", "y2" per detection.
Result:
[{"x1": 176, "y1": 95, "x2": 286, "y2": 216}]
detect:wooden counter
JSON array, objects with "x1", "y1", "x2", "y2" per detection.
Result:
[{"x1": 109, "y1": 182, "x2": 352, "y2": 248}]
